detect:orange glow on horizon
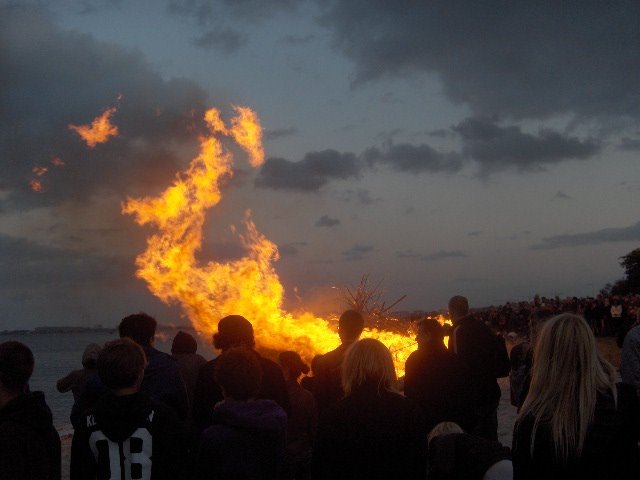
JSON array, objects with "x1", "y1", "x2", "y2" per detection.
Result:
[
  {"x1": 123, "y1": 106, "x2": 421, "y2": 376},
  {"x1": 69, "y1": 106, "x2": 119, "y2": 148}
]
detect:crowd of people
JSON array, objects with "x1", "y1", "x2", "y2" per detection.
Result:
[{"x1": 1, "y1": 295, "x2": 639, "y2": 479}]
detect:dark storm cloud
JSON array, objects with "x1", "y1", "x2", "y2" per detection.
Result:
[
  {"x1": 0, "y1": 233, "x2": 128, "y2": 288},
  {"x1": 619, "y1": 137, "x2": 640, "y2": 151},
  {"x1": 553, "y1": 191, "x2": 572, "y2": 200},
  {"x1": 264, "y1": 127, "x2": 299, "y2": 141},
  {"x1": 363, "y1": 143, "x2": 462, "y2": 174},
  {"x1": 342, "y1": 244, "x2": 373, "y2": 261},
  {"x1": 531, "y1": 221, "x2": 640, "y2": 250},
  {"x1": 319, "y1": 1, "x2": 640, "y2": 121},
  {"x1": 315, "y1": 215, "x2": 340, "y2": 228},
  {"x1": 255, "y1": 150, "x2": 361, "y2": 192},
  {"x1": 0, "y1": 5, "x2": 209, "y2": 210},
  {"x1": 453, "y1": 118, "x2": 601, "y2": 172},
  {"x1": 192, "y1": 28, "x2": 247, "y2": 53},
  {"x1": 279, "y1": 34, "x2": 315, "y2": 45},
  {"x1": 339, "y1": 189, "x2": 380, "y2": 206}
]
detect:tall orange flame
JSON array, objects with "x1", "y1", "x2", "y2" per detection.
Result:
[
  {"x1": 123, "y1": 106, "x2": 418, "y2": 375},
  {"x1": 69, "y1": 106, "x2": 119, "y2": 148}
]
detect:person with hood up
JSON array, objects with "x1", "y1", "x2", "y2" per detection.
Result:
[
  {"x1": 196, "y1": 346, "x2": 288, "y2": 480},
  {"x1": 0, "y1": 341, "x2": 61, "y2": 480},
  {"x1": 70, "y1": 338, "x2": 186, "y2": 480}
]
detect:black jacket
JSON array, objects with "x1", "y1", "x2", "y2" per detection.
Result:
[
  {"x1": 404, "y1": 340, "x2": 474, "y2": 433},
  {"x1": 0, "y1": 391, "x2": 61, "y2": 480},
  {"x1": 70, "y1": 392, "x2": 186, "y2": 480},
  {"x1": 196, "y1": 399, "x2": 287, "y2": 480},
  {"x1": 313, "y1": 381, "x2": 427, "y2": 480},
  {"x1": 512, "y1": 385, "x2": 640, "y2": 479},
  {"x1": 192, "y1": 349, "x2": 290, "y2": 432}
]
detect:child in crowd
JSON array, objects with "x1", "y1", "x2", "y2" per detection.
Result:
[
  {"x1": 70, "y1": 338, "x2": 185, "y2": 480},
  {"x1": 196, "y1": 346, "x2": 288, "y2": 480}
]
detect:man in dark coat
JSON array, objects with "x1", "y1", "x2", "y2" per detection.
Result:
[
  {"x1": 0, "y1": 341, "x2": 61, "y2": 480},
  {"x1": 71, "y1": 313, "x2": 189, "y2": 426},
  {"x1": 404, "y1": 318, "x2": 474, "y2": 433},
  {"x1": 312, "y1": 310, "x2": 364, "y2": 413},
  {"x1": 192, "y1": 315, "x2": 289, "y2": 433},
  {"x1": 71, "y1": 338, "x2": 186, "y2": 480},
  {"x1": 449, "y1": 295, "x2": 509, "y2": 441}
]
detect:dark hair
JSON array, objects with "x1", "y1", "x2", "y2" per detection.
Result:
[
  {"x1": 448, "y1": 296, "x2": 469, "y2": 319},
  {"x1": 119, "y1": 312, "x2": 157, "y2": 346},
  {"x1": 214, "y1": 347, "x2": 262, "y2": 401},
  {"x1": 98, "y1": 338, "x2": 147, "y2": 391},
  {"x1": 0, "y1": 342, "x2": 34, "y2": 393},
  {"x1": 419, "y1": 318, "x2": 444, "y2": 340},
  {"x1": 213, "y1": 315, "x2": 255, "y2": 350},
  {"x1": 338, "y1": 310, "x2": 365, "y2": 343},
  {"x1": 171, "y1": 330, "x2": 198, "y2": 355},
  {"x1": 279, "y1": 351, "x2": 309, "y2": 378}
]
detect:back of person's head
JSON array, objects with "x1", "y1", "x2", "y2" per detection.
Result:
[
  {"x1": 98, "y1": 338, "x2": 147, "y2": 391},
  {"x1": 82, "y1": 343, "x2": 102, "y2": 369},
  {"x1": 0, "y1": 341, "x2": 34, "y2": 394},
  {"x1": 427, "y1": 421, "x2": 464, "y2": 445},
  {"x1": 338, "y1": 310, "x2": 365, "y2": 344},
  {"x1": 448, "y1": 296, "x2": 469, "y2": 322},
  {"x1": 119, "y1": 312, "x2": 157, "y2": 347},
  {"x1": 214, "y1": 347, "x2": 262, "y2": 401},
  {"x1": 342, "y1": 338, "x2": 397, "y2": 395},
  {"x1": 171, "y1": 330, "x2": 198, "y2": 355},
  {"x1": 519, "y1": 313, "x2": 616, "y2": 462},
  {"x1": 213, "y1": 315, "x2": 255, "y2": 350},
  {"x1": 528, "y1": 309, "x2": 552, "y2": 344},
  {"x1": 417, "y1": 318, "x2": 445, "y2": 346},
  {"x1": 278, "y1": 351, "x2": 309, "y2": 379}
]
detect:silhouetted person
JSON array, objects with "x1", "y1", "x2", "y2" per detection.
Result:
[
  {"x1": 171, "y1": 330, "x2": 206, "y2": 419},
  {"x1": 192, "y1": 315, "x2": 289, "y2": 432},
  {"x1": 0, "y1": 341, "x2": 61, "y2": 480},
  {"x1": 449, "y1": 295, "x2": 509, "y2": 441},
  {"x1": 313, "y1": 339, "x2": 426, "y2": 479},
  {"x1": 427, "y1": 422, "x2": 512, "y2": 480},
  {"x1": 71, "y1": 312, "x2": 189, "y2": 426},
  {"x1": 278, "y1": 351, "x2": 318, "y2": 480},
  {"x1": 196, "y1": 347, "x2": 287, "y2": 480},
  {"x1": 313, "y1": 310, "x2": 364, "y2": 413},
  {"x1": 57, "y1": 343, "x2": 102, "y2": 401},
  {"x1": 404, "y1": 318, "x2": 474, "y2": 433},
  {"x1": 70, "y1": 338, "x2": 186, "y2": 480}
]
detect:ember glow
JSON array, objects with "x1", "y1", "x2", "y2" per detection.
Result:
[
  {"x1": 69, "y1": 106, "x2": 119, "y2": 148},
  {"x1": 124, "y1": 106, "x2": 420, "y2": 375},
  {"x1": 50, "y1": 157, "x2": 65, "y2": 167},
  {"x1": 29, "y1": 179, "x2": 44, "y2": 193},
  {"x1": 32, "y1": 166, "x2": 48, "y2": 177}
]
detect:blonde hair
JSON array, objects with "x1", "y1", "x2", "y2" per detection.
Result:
[
  {"x1": 427, "y1": 422, "x2": 464, "y2": 445},
  {"x1": 341, "y1": 338, "x2": 397, "y2": 396},
  {"x1": 518, "y1": 313, "x2": 617, "y2": 462}
]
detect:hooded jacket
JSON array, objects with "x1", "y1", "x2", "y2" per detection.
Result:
[
  {"x1": 196, "y1": 399, "x2": 287, "y2": 480},
  {"x1": 0, "y1": 391, "x2": 61, "y2": 480},
  {"x1": 70, "y1": 392, "x2": 186, "y2": 480}
]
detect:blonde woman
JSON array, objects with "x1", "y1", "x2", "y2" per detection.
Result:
[
  {"x1": 313, "y1": 338, "x2": 426, "y2": 479},
  {"x1": 512, "y1": 314, "x2": 639, "y2": 479}
]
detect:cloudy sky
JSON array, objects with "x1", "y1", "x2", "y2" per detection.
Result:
[{"x1": 1, "y1": 1, "x2": 639, "y2": 328}]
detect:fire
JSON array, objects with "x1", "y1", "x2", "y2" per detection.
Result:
[
  {"x1": 51, "y1": 157, "x2": 65, "y2": 167},
  {"x1": 32, "y1": 166, "x2": 48, "y2": 177},
  {"x1": 69, "y1": 106, "x2": 119, "y2": 147},
  {"x1": 29, "y1": 179, "x2": 44, "y2": 192},
  {"x1": 123, "y1": 106, "x2": 420, "y2": 375}
]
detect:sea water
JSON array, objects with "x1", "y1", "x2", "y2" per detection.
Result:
[{"x1": 0, "y1": 331, "x2": 215, "y2": 436}]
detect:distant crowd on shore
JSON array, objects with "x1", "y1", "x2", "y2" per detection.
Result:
[{"x1": 1, "y1": 294, "x2": 639, "y2": 479}]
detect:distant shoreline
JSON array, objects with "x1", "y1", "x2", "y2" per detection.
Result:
[{"x1": 0, "y1": 324, "x2": 197, "y2": 335}]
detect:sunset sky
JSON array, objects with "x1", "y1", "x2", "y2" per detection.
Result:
[{"x1": 1, "y1": 1, "x2": 639, "y2": 328}]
